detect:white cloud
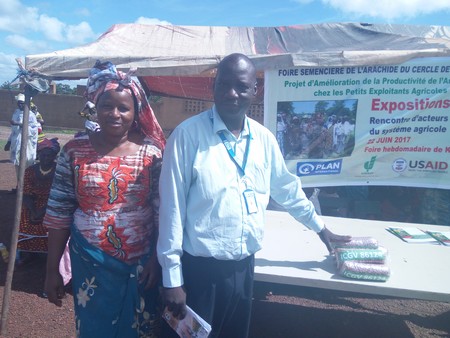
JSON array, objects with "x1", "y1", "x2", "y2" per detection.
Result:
[
  {"x1": 65, "y1": 21, "x2": 97, "y2": 45},
  {"x1": 0, "y1": 1, "x2": 96, "y2": 46},
  {"x1": 320, "y1": 0, "x2": 450, "y2": 20},
  {"x1": 0, "y1": 1, "x2": 98, "y2": 85},
  {"x1": 0, "y1": 0, "x2": 39, "y2": 33},
  {"x1": 5, "y1": 34, "x2": 48, "y2": 53},
  {"x1": 135, "y1": 17, "x2": 172, "y2": 25},
  {"x1": 0, "y1": 51, "x2": 20, "y2": 84},
  {"x1": 37, "y1": 15, "x2": 96, "y2": 44},
  {"x1": 39, "y1": 14, "x2": 65, "y2": 41}
]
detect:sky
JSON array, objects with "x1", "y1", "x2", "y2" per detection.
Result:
[{"x1": 1, "y1": 0, "x2": 450, "y2": 86}]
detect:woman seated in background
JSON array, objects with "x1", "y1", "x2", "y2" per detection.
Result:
[
  {"x1": 17, "y1": 138, "x2": 60, "y2": 264},
  {"x1": 44, "y1": 60, "x2": 165, "y2": 337}
]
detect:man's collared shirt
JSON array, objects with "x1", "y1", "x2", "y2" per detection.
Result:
[{"x1": 158, "y1": 106, "x2": 324, "y2": 288}]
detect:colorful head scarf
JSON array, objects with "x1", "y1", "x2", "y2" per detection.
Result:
[
  {"x1": 85, "y1": 60, "x2": 165, "y2": 149},
  {"x1": 37, "y1": 138, "x2": 61, "y2": 154}
]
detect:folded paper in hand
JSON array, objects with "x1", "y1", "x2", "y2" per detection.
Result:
[{"x1": 163, "y1": 305, "x2": 211, "y2": 338}]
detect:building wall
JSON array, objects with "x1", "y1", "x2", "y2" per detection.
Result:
[
  {"x1": 0, "y1": 89, "x2": 86, "y2": 130},
  {"x1": 0, "y1": 89, "x2": 264, "y2": 133},
  {"x1": 151, "y1": 97, "x2": 210, "y2": 136}
]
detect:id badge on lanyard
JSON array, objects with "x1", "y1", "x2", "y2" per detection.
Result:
[
  {"x1": 217, "y1": 117, "x2": 258, "y2": 215},
  {"x1": 243, "y1": 188, "x2": 258, "y2": 214}
]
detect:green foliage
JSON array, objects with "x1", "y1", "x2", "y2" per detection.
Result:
[
  {"x1": 55, "y1": 83, "x2": 77, "y2": 95},
  {"x1": 149, "y1": 95, "x2": 162, "y2": 104},
  {"x1": 314, "y1": 101, "x2": 329, "y2": 113},
  {"x1": 44, "y1": 128, "x2": 79, "y2": 134},
  {"x1": 1, "y1": 81, "x2": 19, "y2": 90},
  {"x1": 277, "y1": 101, "x2": 295, "y2": 115}
]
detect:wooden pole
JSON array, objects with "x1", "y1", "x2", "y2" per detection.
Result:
[{"x1": 0, "y1": 90, "x2": 32, "y2": 335}]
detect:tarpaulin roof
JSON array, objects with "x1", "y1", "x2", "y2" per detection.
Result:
[{"x1": 25, "y1": 22, "x2": 450, "y2": 100}]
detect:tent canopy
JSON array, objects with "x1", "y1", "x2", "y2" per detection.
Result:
[{"x1": 25, "y1": 22, "x2": 450, "y2": 100}]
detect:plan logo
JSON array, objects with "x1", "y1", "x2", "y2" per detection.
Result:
[
  {"x1": 297, "y1": 159, "x2": 342, "y2": 177},
  {"x1": 392, "y1": 158, "x2": 407, "y2": 173},
  {"x1": 363, "y1": 156, "x2": 377, "y2": 173}
]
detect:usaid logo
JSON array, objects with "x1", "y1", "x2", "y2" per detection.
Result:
[
  {"x1": 392, "y1": 158, "x2": 407, "y2": 173},
  {"x1": 297, "y1": 159, "x2": 342, "y2": 177},
  {"x1": 391, "y1": 158, "x2": 448, "y2": 173},
  {"x1": 409, "y1": 160, "x2": 448, "y2": 170}
]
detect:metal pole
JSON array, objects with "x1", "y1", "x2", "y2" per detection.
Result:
[{"x1": 0, "y1": 90, "x2": 32, "y2": 335}]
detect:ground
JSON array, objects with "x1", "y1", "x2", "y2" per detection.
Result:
[{"x1": 0, "y1": 126, "x2": 449, "y2": 338}]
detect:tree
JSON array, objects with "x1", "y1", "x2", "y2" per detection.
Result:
[
  {"x1": 277, "y1": 101, "x2": 296, "y2": 123},
  {"x1": 327, "y1": 100, "x2": 350, "y2": 119},
  {"x1": 0, "y1": 81, "x2": 19, "y2": 90},
  {"x1": 55, "y1": 83, "x2": 77, "y2": 95},
  {"x1": 314, "y1": 100, "x2": 329, "y2": 113},
  {"x1": 277, "y1": 101, "x2": 295, "y2": 115}
]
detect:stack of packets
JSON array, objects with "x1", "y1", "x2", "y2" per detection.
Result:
[
  {"x1": 332, "y1": 237, "x2": 390, "y2": 282},
  {"x1": 163, "y1": 305, "x2": 211, "y2": 338}
]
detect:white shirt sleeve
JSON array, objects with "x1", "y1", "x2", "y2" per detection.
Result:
[
  {"x1": 267, "y1": 129, "x2": 325, "y2": 232},
  {"x1": 157, "y1": 126, "x2": 191, "y2": 288}
]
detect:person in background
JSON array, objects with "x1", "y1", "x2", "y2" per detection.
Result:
[
  {"x1": 333, "y1": 117, "x2": 345, "y2": 155},
  {"x1": 30, "y1": 100, "x2": 46, "y2": 143},
  {"x1": 286, "y1": 115, "x2": 302, "y2": 158},
  {"x1": 75, "y1": 101, "x2": 101, "y2": 138},
  {"x1": 44, "y1": 61, "x2": 165, "y2": 337},
  {"x1": 7, "y1": 93, "x2": 39, "y2": 191},
  {"x1": 157, "y1": 53, "x2": 351, "y2": 338},
  {"x1": 83, "y1": 101, "x2": 101, "y2": 134},
  {"x1": 16, "y1": 138, "x2": 60, "y2": 265},
  {"x1": 276, "y1": 112, "x2": 287, "y2": 156}
]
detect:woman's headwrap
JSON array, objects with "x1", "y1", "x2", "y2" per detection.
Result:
[
  {"x1": 85, "y1": 60, "x2": 165, "y2": 149},
  {"x1": 37, "y1": 138, "x2": 61, "y2": 155}
]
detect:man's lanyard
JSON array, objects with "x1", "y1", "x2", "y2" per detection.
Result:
[
  {"x1": 212, "y1": 111, "x2": 258, "y2": 214},
  {"x1": 217, "y1": 126, "x2": 251, "y2": 176},
  {"x1": 210, "y1": 109, "x2": 251, "y2": 176}
]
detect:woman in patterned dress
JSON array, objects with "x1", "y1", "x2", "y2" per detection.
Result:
[
  {"x1": 17, "y1": 138, "x2": 60, "y2": 262},
  {"x1": 44, "y1": 61, "x2": 165, "y2": 337}
]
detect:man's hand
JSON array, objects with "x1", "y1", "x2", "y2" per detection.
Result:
[
  {"x1": 318, "y1": 226, "x2": 352, "y2": 254},
  {"x1": 161, "y1": 286, "x2": 187, "y2": 320}
]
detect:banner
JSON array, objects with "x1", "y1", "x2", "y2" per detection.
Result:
[{"x1": 264, "y1": 57, "x2": 450, "y2": 189}]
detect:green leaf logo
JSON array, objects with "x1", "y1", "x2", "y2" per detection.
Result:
[{"x1": 364, "y1": 156, "x2": 377, "y2": 172}]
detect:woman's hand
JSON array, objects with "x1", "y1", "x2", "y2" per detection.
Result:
[
  {"x1": 44, "y1": 269, "x2": 65, "y2": 307},
  {"x1": 30, "y1": 207, "x2": 46, "y2": 224},
  {"x1": 138, "y1": 253, "x2": 161, "y2": 290},
  {"x1": 45, "y1": 228, "x2": 71, "y2": 306}
]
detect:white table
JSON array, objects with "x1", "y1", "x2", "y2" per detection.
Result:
[{"x1": 254, "y1": 210, "x2": 450, "y2": 302}]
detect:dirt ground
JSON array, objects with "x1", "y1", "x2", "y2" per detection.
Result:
[{"x1": 0, "y1": 126, "x2": 449, "y2": 338}]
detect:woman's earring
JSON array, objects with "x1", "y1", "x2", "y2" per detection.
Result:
[{"x1": 132, "y1": 120, "x2": 140, "y2": 131}]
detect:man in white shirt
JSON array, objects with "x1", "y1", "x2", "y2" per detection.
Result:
[
  {"x1": 276, "y1": 113, "x2": 287, "y2": 156},
  {"x1": 158, "y1": 53, "x2": 350, "y2": 338},
  {"x1": 8, "y1": 93, "x2": 39, "y2": 186}
]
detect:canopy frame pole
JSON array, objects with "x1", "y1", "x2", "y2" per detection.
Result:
[{"x1": 0, "y1": 90, "x2": 32, "y2": 335}]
